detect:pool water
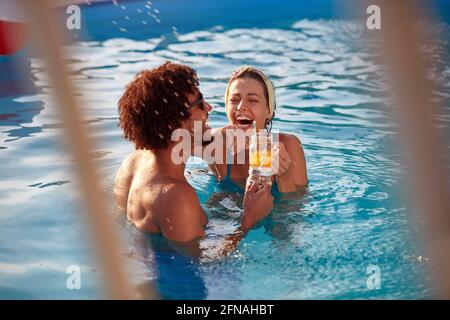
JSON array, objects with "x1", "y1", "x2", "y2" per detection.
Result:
[{"x1": 1, "y1": 0, "x2": 449, "y2": 299}]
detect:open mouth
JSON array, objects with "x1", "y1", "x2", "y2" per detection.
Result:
[{"x1": 235, "y1": 116, "x2": 254, "y2": 128}]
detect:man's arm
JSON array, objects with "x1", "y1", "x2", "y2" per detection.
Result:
[{"x1": 156, "y1": 184, "x2": 206, "y2": 243}]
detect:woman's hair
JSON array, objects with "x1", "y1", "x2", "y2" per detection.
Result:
[
  {"x1": 118, "y1": 61, "x2": 199, "y2": 150},
  {"x1": 225, "y1": 65, "x2": 276, "y2": 131}
]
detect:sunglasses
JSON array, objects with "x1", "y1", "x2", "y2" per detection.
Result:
[{"x1": 188, "y1": 93, "x2": 206, "y2": 110}]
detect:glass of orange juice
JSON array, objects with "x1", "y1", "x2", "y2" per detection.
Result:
[{"x1": 249, "y1": 130, "x2": 273, "y2": 176}]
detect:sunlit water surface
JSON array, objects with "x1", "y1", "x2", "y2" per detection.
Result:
[{"x1": 1, "y1": 5, "x2": 449, "y2": 299}]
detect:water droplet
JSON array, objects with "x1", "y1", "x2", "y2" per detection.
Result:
[
  {"x1": 154, "y1": 110, "x2": 159, "y2": 115},
  {"x1": 142, "y1": 20, "x2": 147, "y2": 25},
  {"x1": 158, "y1": 133, "x2": 164, "y2": 139},
  {"x1": 112, "y1": 20, "x2": 117, "y2": 25},
  {"x1": 168, "y1": 79, "x2": 174, "y2": 85},
  {"x1": 154, "y1": 9, "x2": 159, "y2": 14},
  {"x1": 169, "y1": 226, "x2": 174, "y2": 231},
  {"x1": 119, "y1": 27, "x2": 128, "y2": 32},
  {"x1": 125, "y1": 16, "x2": 130, "y2": 20},
  {"x1": 137, "y1": 8, "x2": 142, "y2": 13},
  {"x1": 163, "y1": 98, "x2": 168, "y2": 103},
  {"x1": 120, "y1": 5, "x2": 126, "y2": 10},
  {"x1": 172, "y1": 26, "x2": 177, "y2": 31},
  {"x1": 174, "y1": 92, "x2": 179, "y2": 97},
  {"x1": 156, "y1": 19, "x2": 161, "y2": 23}
]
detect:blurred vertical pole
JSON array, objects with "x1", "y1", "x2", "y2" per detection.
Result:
[
  {"x1": 18, "y1": 0, "x2": 136, "y2": 299},
  {"x1": 362, "y1": 0, "x2": 450, "y2": 297}
]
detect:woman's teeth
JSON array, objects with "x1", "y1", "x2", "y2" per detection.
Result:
[{"x1": 236, "y1": 117, "x2": 253, "y2": 126}]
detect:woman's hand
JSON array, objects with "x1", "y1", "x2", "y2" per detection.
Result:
[
  {"x1": 271, "y1": 141, "x2": 292, "y2": 176},
  {"x1": 241, "y1": 180, "x2": 273, "y2": 231}
]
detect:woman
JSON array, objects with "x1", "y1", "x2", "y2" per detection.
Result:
[{"x1": 209, "y1": 65, "x2": 308, "y2": 193}]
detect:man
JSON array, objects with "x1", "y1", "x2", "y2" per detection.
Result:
[{"x1": 114, "y1": 62, "x2": 273, "y2": 243}]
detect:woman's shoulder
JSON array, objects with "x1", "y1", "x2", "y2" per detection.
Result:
[
  {"x1": 278, "y1": 132, "x2": 303, "y2": 149},
  {"x1": 278, "y1": 132, "x2": 308, "y2": 187}
]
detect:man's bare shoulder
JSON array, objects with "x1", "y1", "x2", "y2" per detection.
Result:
[
  {"x1": 145, "y1": 181, "x2": 201, "y2": 214},
  {"x1": 147, "y1": 181, "x2": 207, "y2": 242},
  {"x1": 116, "y1": 152, "x2": 140, "y2": 176},
  {"x1": 114, "y1": 151, "x2": 143, "y2": 210}
]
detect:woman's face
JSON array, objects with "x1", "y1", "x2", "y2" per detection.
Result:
[{"x1": 226, "y1": 77, "x2": 270, "y2": 131}]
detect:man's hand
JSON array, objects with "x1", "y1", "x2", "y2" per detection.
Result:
[
  {"x1": 241, "y1": 180, "x2": 273, "y2": 231},
  {"x1": 271, "y1": 141, "x2": 292, "y2": 177}
]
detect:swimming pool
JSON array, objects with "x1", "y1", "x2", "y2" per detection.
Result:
[{"x1": 1, "y1": 0, "x2": 449, "y2": 299}]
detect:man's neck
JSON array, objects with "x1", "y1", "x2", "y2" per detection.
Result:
[{"x1": 152, "y1": 146, "x2": 186, "y2": 181}]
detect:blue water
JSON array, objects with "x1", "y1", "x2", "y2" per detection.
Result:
[{"x1": 1, "y1": 0, "x2": 449, "y2": 299}]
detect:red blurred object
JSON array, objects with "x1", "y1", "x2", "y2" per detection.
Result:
[{"x1": 0, "y1": 20, "x2": 30, "y2": 55}]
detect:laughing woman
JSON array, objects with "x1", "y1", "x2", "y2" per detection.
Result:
[{"x1": 208, "y1": 65, "x2": 308, "y2": 193}]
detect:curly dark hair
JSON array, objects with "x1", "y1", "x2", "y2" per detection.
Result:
[{"x1": 118, "y1": 61, "x2": 199, "y2": 150}]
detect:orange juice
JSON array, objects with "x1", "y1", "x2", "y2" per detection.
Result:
[
  {"x1": 250, "y1": 150, "x2": 272, "y2": 168},
  {"x1": 250, "y1": 149, "x2": 272, "y2": 168},
  {"x1": 249, "y1": 130, "x2": 273, "y2": 176}
]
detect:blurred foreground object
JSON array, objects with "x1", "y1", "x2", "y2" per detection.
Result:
[
  {"x1": 366, "y1": 0, "x2": 450, "y2": 298},
  {"x1": 17, "y1": 0, "x2": 144, "y2": 299}
]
